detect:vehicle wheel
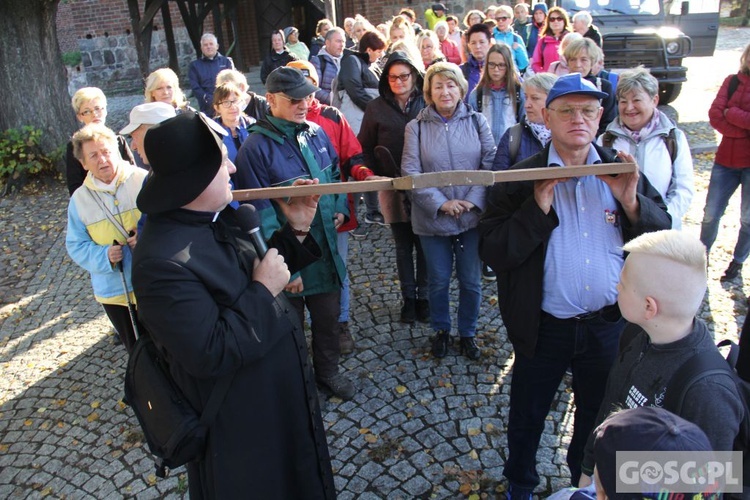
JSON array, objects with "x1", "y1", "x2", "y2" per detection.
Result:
[{"x1": 659, "y1": 83, "x2": 682, "y2": 104}]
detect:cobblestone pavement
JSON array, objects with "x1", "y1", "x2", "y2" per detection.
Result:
[{"x1": 2, "y1": 27, "x2": 750, "y2": 500}]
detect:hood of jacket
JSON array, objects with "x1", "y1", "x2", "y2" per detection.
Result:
[
  {"x1": 317, "y1": 47, "x2": 340, "y2": 63},
  {"x1": 378, "y1": 50, "x2": 425, "y2": 101}
]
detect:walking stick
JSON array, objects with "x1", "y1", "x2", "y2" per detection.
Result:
[{"x1": 113, "y1": 239, "x2": 140, "y2": 341}]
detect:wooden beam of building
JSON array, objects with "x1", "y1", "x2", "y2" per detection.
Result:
[{"x1": 232, "y1": 163, "x2": 637, "y2": 202}]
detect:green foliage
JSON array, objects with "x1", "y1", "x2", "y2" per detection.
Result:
[
  {"x1": 0, "y1": 127, "x2": 58, "y2": 180},
  {"x1": 62, "y1": 51, "x2": 82, "y2": 67}
]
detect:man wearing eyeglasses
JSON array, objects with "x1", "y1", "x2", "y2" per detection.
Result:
[
  {"x1": 478, "y1": 73, "x2": 671, "y2": 500},
  {"x1": 491, "y1": 5, "x2": 529, "y2": 73},
  {"x1": 234, "y1": 67, "x2": 355, "y2": 400}
]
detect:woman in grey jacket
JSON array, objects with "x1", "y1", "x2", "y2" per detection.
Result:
[{"x1": 401, "y1": 62, "x2": 496, "y2": 360}]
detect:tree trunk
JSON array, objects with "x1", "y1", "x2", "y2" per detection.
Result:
[{"x1": 0, "y1": 0, "x2": 77, "y2": 157}]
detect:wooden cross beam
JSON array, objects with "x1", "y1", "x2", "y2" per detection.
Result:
[{"x1": 232, "y1": 163, "x2": 637, "y2": 202}]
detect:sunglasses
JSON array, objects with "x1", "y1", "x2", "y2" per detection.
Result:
[
  {"x1": 495, "y1": 16, "x2": 510, "y2": 21},
  {"x1": 278, "y1": 93, "x2": 314, "y2": 105},
  {"x1": 548, "y1": 16, "x2": 565, "y2": 22}
]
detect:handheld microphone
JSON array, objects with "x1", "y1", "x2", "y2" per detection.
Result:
[{"x1": 236, "y1": 204, "x2": 268, "y2": 258}]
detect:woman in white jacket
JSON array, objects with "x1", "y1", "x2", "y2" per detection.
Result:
[{"x1": 597, "y1": 67, "x2": 694, "y2": 229}]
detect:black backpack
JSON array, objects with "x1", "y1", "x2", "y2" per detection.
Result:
[
  {"x1": 727, "y1": 74, "x2": 740, "y2": 101},
  {"x1": 125, "y1": 334, "x2": 234, "y2": 478},
  {"x1": 506, "y1": 122, "x2": 524, "y2": 166}
]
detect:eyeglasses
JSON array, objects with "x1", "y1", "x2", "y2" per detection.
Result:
[
  {"x1": 495, "y1": 16, "x2": 510, "y2": 21},
  {"x1": 388, "y1": 73, "x2": 412, "y2": 83},
  {"x1": 487, "y1": 62, "x2": 507, "y2": 70},
  {"x1": 218, "y1": 99, "x2": 244, "y2": 109},
  {"x1": 548, "y1": 16, "x2": 565, "y2": 22},
  {"x1": 79, "y1": 106, "x2": 106, "y2": 117},
  {"x1": 278, "y1": 93, "x2": 314, "y2": 105},
  {"x1": 547, "y1": 105, "x2": 601, "y2": 121}
]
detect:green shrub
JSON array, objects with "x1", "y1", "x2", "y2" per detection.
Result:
[
  {"x1": 0, "y1": 127, "x2": 59, "y2": 180},
  {"x1": 62, "y1": 51, "x2": 82, "y2": 67}
]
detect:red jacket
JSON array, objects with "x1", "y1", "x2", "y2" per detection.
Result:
[
  {"x1": 306, "y1": 98, "x2": 374, "y2": 231},
  {"x1": 710, "y1": 72, "x2": 750, "y2": 168},
  {"x1": 440, "y1": 38, "x2": 462, "y2": 65}
]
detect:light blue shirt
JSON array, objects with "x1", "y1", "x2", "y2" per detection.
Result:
[{"x1": 541, "y1": 143, "x2": 625, "y2": 318}]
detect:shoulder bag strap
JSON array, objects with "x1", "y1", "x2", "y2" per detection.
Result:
[
  {"x1": 200, "y1": 373, "x2": 234, "y2": 425},
  {"x1": 84, "y1": 187, "x2": 130, "y2": 240}
]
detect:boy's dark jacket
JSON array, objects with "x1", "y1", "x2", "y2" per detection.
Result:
[{"x1": 581, "y1": 319, "x2": 744, "y2": 476}]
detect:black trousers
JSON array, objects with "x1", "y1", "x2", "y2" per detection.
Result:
[{"x1": 288, "y1": 291, "x2": 341, "y2": 379}]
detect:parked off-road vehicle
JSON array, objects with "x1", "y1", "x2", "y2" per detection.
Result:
[{"x1": 558, "y1": 0, "x2": 720, "y2": 103}]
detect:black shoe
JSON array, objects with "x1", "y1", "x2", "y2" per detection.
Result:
[
  {"x1": 505, "y1": 485, "x2": 533, "y2": 500},
  {"x1": 416, "y1": 299, "x2": 430, "y2": 323},
  {"x1": 432, "y1": 330, "x2": 451, "y2": 358},
  {"x1": 482, "y1": 264, "x2": 496, "y2": 281},
  {"x1": 721, "y1": 260, "x2": 743, "y2": 282},
  {"x1": 316, "y1": 373, "x2": 356, "y2": 400},
  {"x1": 365, "y1": 211, "x2": 386, "y2": 225},
  {"x1": 400, "y1": 298, "x2": 416, "y2": 323},
  {"x1": 459, "y1": 336, "x2": 480, "y2": 360}
]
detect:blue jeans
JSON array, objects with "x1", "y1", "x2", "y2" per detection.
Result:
[
  {"x1": 337, "y1": 231, "x2": 350, "y2": 322},
  {"x1": 503, "y1": 309, "x2": 624, "y2": 492},
  {"x1": 419, "y1": 228, "x2": 482, "y2": 337},
  {"x1": 391, "y1": 222, "x2": 429, "y2": 300},
  {"x1": 700, "y1": 163, "x2": 750, "y2": 263}
]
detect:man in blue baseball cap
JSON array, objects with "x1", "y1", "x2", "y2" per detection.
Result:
[{"x1": 478, "y1": 72, "x2": 672, "y2": 500}]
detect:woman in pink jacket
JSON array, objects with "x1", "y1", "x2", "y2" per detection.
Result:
[
  {"x1": 700, "y1": 43, "x2": 750, "y2": 282},
  {"x1": 529, "y1": 6, "x2": 571, "y2": 74}
]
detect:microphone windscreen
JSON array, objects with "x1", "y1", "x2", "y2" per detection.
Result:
[{"x1": 236, "y1": 204, "x2": 261, "y2": 233}]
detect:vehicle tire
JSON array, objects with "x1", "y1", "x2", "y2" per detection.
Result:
[{"x1": 659, "y1": 83, "x2": 682, "y2": 104}]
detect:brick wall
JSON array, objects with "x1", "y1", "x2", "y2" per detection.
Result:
[
  {"x1": 55, "y1": 0, "x2": 226, "y2": 95},
  {"x1": 57, "y1": 0, "x2": 189, "y2": 43}
]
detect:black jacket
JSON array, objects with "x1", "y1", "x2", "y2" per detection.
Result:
[
  {"x1": 581, "y1": 319, "x2": 743, "y2": 475},
  {"x1": 132, "y1": 208, "x2": 334, "y2": 499},
  {"x1": 260, "y1": 50, "x2": 298, "y2": 84},
  {"x1": 244, "y1": 92, "x2": 270, "y2": 121},
  {"x1": 358, "y1": 50, "x2": 426, "y2": 177},
  {"x1": 584, "y1": 24, "x2": 603, "y2": 47},
  {"x1": 585, "y1": 74, "x2": 617, "y2": 136},
  {"x1": 478, "y1": 144, "x2": 672, "y2": 358},
  {"x1": 337, "y1": 48, "x2": 381, "y2": 111}
]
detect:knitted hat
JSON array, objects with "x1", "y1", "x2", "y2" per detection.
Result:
[{"x1": 532, "y1": 3, "x2": 548, "y2": 14}]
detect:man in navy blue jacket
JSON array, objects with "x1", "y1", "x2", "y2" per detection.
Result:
[{"x1": 188, "y1": 33, "x2": 234, "y2": 114}]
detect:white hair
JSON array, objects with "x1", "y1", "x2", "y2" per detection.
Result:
[
  {"x1": 572, "y1": 11, "x2": 593, "y2": 27},
  {"x1": 201, "y1": 33, "x2": 218, "y2": 44}
]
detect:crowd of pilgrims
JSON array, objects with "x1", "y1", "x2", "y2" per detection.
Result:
[{"x1": 60, "y1": 1, "x2": 750, "y2": 497}]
